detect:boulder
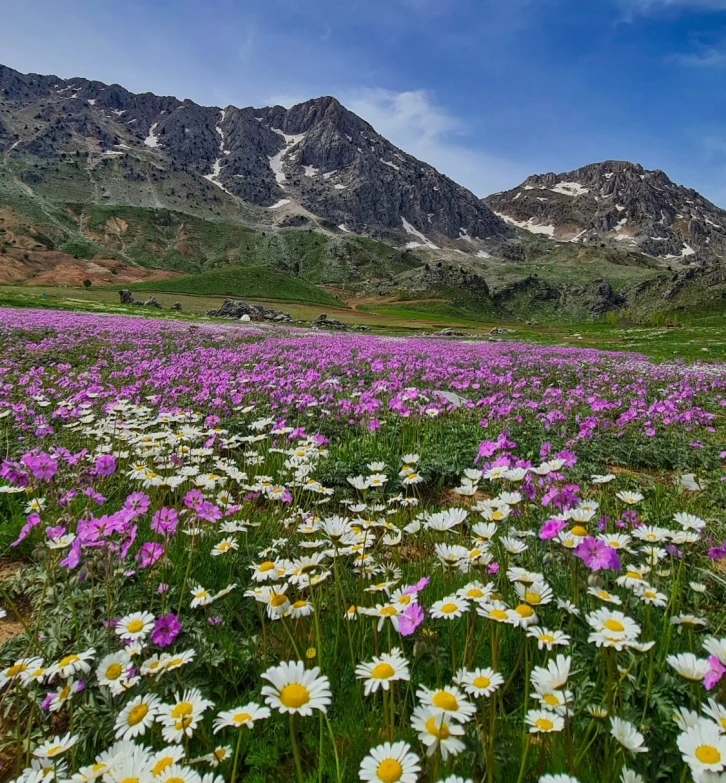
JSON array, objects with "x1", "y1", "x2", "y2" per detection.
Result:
[{"x1": 312, "y1": 313, "x2": 349, "y2": 330}]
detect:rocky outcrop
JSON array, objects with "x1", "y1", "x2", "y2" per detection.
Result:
[
  {"x1": 484, "y1": 160, "x2": 726, "y2": 262},
  {"x1": 206, "y1": 299, "x2": 291, "y2": 322}
]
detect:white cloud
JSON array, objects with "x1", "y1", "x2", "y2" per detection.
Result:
[
  {"x1": 673, "y1": 46, "x2": 726, "y2": 66},
  {"x1": 621, "y1": 0, "x2": 726, "y2": 13},
  {"x1": 343, "y1": 87, "x2": 529, "y2": 196}
]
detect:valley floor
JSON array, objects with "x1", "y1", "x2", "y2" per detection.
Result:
[{"x1": 0, "y1": 284, "x2": 724, "y2": 362}]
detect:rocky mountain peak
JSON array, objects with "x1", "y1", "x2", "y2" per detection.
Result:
[
  {"x1": 0, "y1": 64, "x2": 511, "y2": 248},
  {"x1": 485, "y1": 160, "x2": 726, "y2": 263}
]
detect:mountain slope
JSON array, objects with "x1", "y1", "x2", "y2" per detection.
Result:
[
  {"x1": 484, "y1": 160, "x2": 726, "y2": 262},
  {"x1": 0, "y1": 64, "x2": 511, "y2": 249}
]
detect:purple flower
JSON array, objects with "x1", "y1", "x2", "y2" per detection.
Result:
[
  {"x1": 11, "y1": 512, "x2": 42, "y2": 547},
  {"x1": 151, "y1": 508, "x2": 179, "y2": 536},
  {"x1": 157, "y1": 582, "x2": 170, "y2": 594},
  {"x1": 22, "y1": 452, "x2": 58, "y2": 481},
  {"x1": 184, "y1": 489, "x2": 205, "y2": 511},
  {"x1": 46, "y1": 525, "x2": 66, "y2": 539},
  {"x1": 399, "y1": 603, "x2": 424, "y2": 636},
  {"x1": 151, "y1": 613, "x2": 182, "y2": 647},
  {"x1": 84, "y1": 487, "x2": 106, "y2": 505},
  {"x1": 708, "y1": 543, "x2": 726, "y2": 560},
  {"x1": 124, "y1": 492, "x2": 150, "y2": 517},
  {"x1": 208, "y1": 615, "x2": 223, "y2": 626},
  {"x1": 94, "y1": 454, "x2": 117, "y2": 477},
  {"x1": 136, "y1": 542, "x2": 164, "y2": 568},
  {"x1": 197, "y1": 501, "x2": 223, "y2": 522},
  {"x1": 574, "y1": 537, "x2": 621, "y2": 571},
  {"x1": 704, "y1": 656, "x2": 725, "y2": 690},
  {"x1": 539, "y1": 518, "x2": 567, "y2": 540}
]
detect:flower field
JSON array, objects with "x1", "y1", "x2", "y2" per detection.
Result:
[{"x1": 0, "y1": 307, "x2": 725, "y2": 783}]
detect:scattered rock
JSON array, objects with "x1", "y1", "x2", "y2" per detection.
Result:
[
  {"x1": 434, "y1": 390, "x2": 467, "y2": 408},
  {"x1": 489, "y1": 327, "x2": 515, "y2": 335},
  {"x1": 312, "y1": 313, "x2": 349, "y2": 330},
  {"x1": 119, "y1": 290, "x2": 164, "y2": 309},
  {"x1": 171, "y1": 302, "x2": 182, "y2": 311},
  {"x1": 207, "y1": 299, "x2": 291, "y2": 322},
  {"x1": 435, "y1": 328, "x2": 466, "y2": 337}
]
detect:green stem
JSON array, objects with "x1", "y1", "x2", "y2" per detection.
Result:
[{"x1": 289, "y1": 713, "x2": 304, "y2": 783}]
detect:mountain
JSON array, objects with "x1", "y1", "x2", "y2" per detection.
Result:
[
  {"x1": 0, "y1": 64, "x2": 510, "y2": 251},
  {"x1": 484, "y1": 161, "x2": 726, "y2": 262},
  {"x1": 2, "y1": 64, "x2": 726, "y2": 321}
]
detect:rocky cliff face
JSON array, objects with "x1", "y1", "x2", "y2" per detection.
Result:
[
  {"x1": 0, "y1": 65, "x2": 511, "y2": 247},
  {"x1": 484, "y1": 160, "x2": 726, "y2": 262}
]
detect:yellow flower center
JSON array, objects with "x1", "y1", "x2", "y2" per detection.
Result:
[
  {"x1": 470, "y1": 549, "x2": 483, "y2": 558},
  {"x1": 626, "y1": 572, "x2": 642, "y2": 580},
  {"x1": 371, "y1": 663, "x2": 396, "y2": 680},
  {"x1": 59, "y1": 685, "x2": 71, "y2": 700},
  {"x1": 644, "y1": 591, "x2": 657, "y2": 599},
  {"x1": 152, "y1": 759, "x2": 173, "y2": 776},
  {"x1": 604, "y1": 619, "x2": 625, "y2": 633},
  {"x1": 106, "y1": 663, "x2": 123, "y2": 680},
  {"x1": 376, "y1": 759, "x2": 404, "y2": 782},
  {"x1": 171, "y1": 701, "x2": 194, "y2": 719},
  {"x1": 516, "y1": 604, "x2": 535, "y2": 618},
  {"x1": 293, "y1": 600, "x2": 308, "y2": 609},
  {"x1": 543, "y1": 693, "x2": 560, "y2": 706},
  {"x1": 270, "y1": 595, "x2": 288, "y2": 607},
  {"x1": 695, "y1": 745, "x2": 721, "y2": 765},
  {"x1": 279, "y1": 683, "x2": 310, "y2": 709},
  {"x1": 524, "y1": 592, "x2": 542, "y2": 605},
  {"x1": 489, "y1": 609, "x2": 508, "y2": 621},
  {"x1": 540, "y1": 634, "x2": 555, "y2": 644},
  {"x1": 58, "y1": 654, "x2": 80, "y2": 668},
  {"x1": 398, "y1": 595, "x2": 412, "y2": 606},
  {"x1": 440, "y1": 603, "x2": 459, "y2": 614},
  {"x1": 233, "y1": 712, "x2": 252, "y2": 724},
  {"x1": 570, "y1": 525, "x2": 588, "y2": 537},
  {"x1": 473, "y1": 675, "x2": 491, "y2": 689},
  {"x1": 127, "y1": 619, "x2": 145, "y2": 634},
  {"x1": 166, "y1": 658, "x2": 183, "y2": 668},
  {"x1": 118, "y1": 778, "x2": 140, "y2": 783},
  {"x1": 467, "y1": 589, "x2": 484, "y2": 599},
  {"x1": 166, "y1": 777, "x2": 185, "y2": 783},
  {"x1": 259, "y1": 561, "x2": 275, "y2": 572},
  {"x1": 128, "y1": 703, "x2": 149, "y2": 726},
  {"x1": 432, "y1": 691, "x2": 458, "y2": 711},
  {"x1": 380, "y1": 606, "x2": 398, "y2": 616},
  {"x1": 535, "y1": 718, "x2": 554, "y2": 731},
  {"x1": 425, "y1": 716, "x2": 451, "y2": 739},
  {"x1": 46, "y1": 745, "x2": 64, "y2": 757},
  {"x1": 6, "y1": 663, "x2": 28, "y2": 677},
  {"x1": 492, "y1": 509, "x2": 504, "y2": 520}
]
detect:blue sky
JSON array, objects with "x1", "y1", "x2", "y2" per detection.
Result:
[{"x1": 2, "y1": 0, "x2": 726, "y2": 203}]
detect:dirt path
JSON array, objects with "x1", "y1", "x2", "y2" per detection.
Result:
[
  {"x1": 347, "y1": 295, "x2": 449, "y2": 311},
  {"x1": 0, "y1": 561, "x2": 26, "y2": 645}
]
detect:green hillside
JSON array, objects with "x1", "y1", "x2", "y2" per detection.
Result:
[{"x1": 126, "y1": 265, "x2": 345, "y2": 307}]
